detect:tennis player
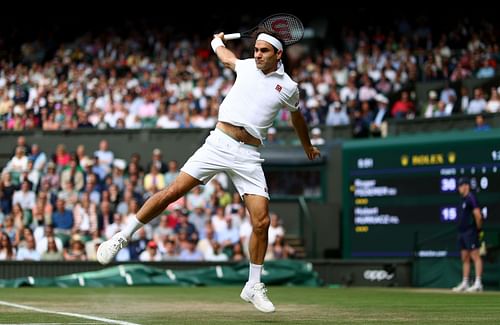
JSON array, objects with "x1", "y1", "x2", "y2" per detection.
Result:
[{"x1": 97, "y1": 31, "x2": 320, "y2": 313}]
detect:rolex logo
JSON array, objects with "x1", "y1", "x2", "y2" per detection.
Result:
[
  {"x1": 401, "y1": 155, "x2": 409, "y2": 167},
  {"x1": 448, "y1": 152, "x2": 456, "y2": 164}
]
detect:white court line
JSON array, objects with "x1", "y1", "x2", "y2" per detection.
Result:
[{"x1": 0, "y1": 300, "x2": 140, "y2": 325}]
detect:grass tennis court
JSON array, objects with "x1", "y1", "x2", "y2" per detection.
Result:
[{"x1": 1, "y1": 286, "x2": 499, "y2": 324}]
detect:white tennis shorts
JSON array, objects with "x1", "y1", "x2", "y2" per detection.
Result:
[{"x1": 181, "y1": 128, "x2": 269, "y2": 199}]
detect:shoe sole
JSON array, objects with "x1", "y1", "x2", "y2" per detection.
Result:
[
  {"x1": 96, "y1": 244, "x2": 111, "y2": 265},
  {"x1": 240, "y1": 293, "x2": 275, "y2": 313}
]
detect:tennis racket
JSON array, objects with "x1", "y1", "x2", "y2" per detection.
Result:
[{"x1": 223, "y1": 13, "x2": 304, "y2": 46}]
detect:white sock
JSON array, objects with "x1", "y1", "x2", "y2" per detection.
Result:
[
  {"x1": 247, "y1": 263, "x2": 262, "y2": 287},
  {"x1": 462, "y1": 277, "x2": 469, "y2": 284},
  {"x1": 475, "y1": 277, "x2": 482, "y2": 285},
  {"x1": 122, "y1": 215, "x2": 144, "y2": 240}
]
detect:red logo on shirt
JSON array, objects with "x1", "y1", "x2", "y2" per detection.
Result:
[{"x1": 275, "y1": 84, "x2": 282, "y2": 92}]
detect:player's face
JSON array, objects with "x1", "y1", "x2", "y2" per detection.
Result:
[
  {"x1": 254, "y1": 40, "x2": 282, "y2": 74},
  {"x1": 458, "y1": 183, "x2": 469, "y2": 197}
]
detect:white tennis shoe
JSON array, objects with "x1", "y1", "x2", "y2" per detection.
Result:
[
  {"x1": 452, "y1": 281, "x2": 469, "y2": 292},
  {"x1": 240, "y1": 282, "x2": 276, "y2": 313},
  {"x1": 466, "y1": 282, "x2": 483, "y2": 292},
  {"x1": 97, "y1": 232, "x2": 128, "y2": 265}
]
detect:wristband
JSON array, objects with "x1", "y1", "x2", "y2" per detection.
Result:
[{"x1": 211, "y1": 38, "x2": 225, "y2": 53}]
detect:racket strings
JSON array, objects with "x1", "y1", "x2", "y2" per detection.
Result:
[{"x1": 262, "y1": 15, "x2": 304, "y2": 45}]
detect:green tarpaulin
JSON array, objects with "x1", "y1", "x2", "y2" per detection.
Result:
[{"x1": 0, "y1": 260, "x2": 323, "y2": 288}]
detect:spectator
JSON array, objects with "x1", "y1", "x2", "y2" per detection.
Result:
[
  {"x1": 64, "y1": 236, "x2": 87, "y2": 261},
  {"x1": 40, "y1": 162, "x2": 60, "y2": 195},
  {"x1": 208, "y1": 241, "x2": 230, "y2": 261},
  {"x1": 439, "y1": 81, "x2": 457, "y2": 106},
  {"x1": 2, "y1": 216, "x2": 17, "y2": 245},
  {"x1": 11, "y1": 136, "x2": 31, "y2": 157},
  {"x1": 268, "y1": 213, "x2": 285, "y2": 245},
  {"x1": 459, "y1": 86, "x2": 470, "y2": 113},
  {"x1": 1, "y1": 172, "x2": 16, "y2": 214},
  {"x1": 310, "y1": 127, "x2": 325, "y2": 146},
  {"x1": 147, "y1": 148, "x2": 168, "y2": 174},
  {"x1": 60, "y1": 156, "x2": 85, "y2": 192},
  {"x1": 16, "y1": 235, "x2": 41, "y2": 261},
  {"x1": 474, "y1": 114, "x2": 491, "y2": 132},
  {"x1": 325, "y1": 101, "x2": 350, "y2": 127},
  {"x1": 4, "y1": 146, "x2": 29, "y2": 179},
  {"x1": 467, "y1": 88, "x2": 486, "y2": 115},
  {"x1": 139, "y1": 240, "x2": 162, "y2": 261},
  {"x1": 51, "y1": 198, "x2": 74, "y2": 236},
  {"x1": 36, "y1": 225, "x2": 64, "y2": 255},
  {"x1": 72, "y1": 192, "x2": 98, "y2": 236},
  {"x1": 127, "y1": 227, "x2": 149, "y2": 261},
  {"x1": 144, "y1": 164, "x2": 166, "y2": 192},
  {"x1": 41, "y1": 236, "x2": 64, "y2": 261},
  {"x1": 264, "y1": 127, "x2": 283, "y2": 145},
  {"x1": 29, "y1": 143, "x2": 47, "y2": 173},
  {"x1": 216, "y1": 216, "x2": 240, "y2": 251},
  {"x1": 12, "y1": 180, "x2": 36, "y2": 212},
  {"x1": 370, "y1": 94, "x2": 389, "y2": 137},
  {"x1": 423, "y1": 90, "x2": 439, "y2": 118},
  {"x1": 231, "y1": 242, "x2": 245, "y2": 261},
  {"x1": 352, "y1": 109, "x2": 370, "y2": 138},
  {"x1": 186, "y1": 186, "x2": 206, "y2": 211},
  {"x1": 197, "y1": 223, "x2": 218, "y2": 259},
  {"x1": 178, "y1": 238, "x2": 203, "y2": 261},
  {"x1": 53, "y1": 144, "x2": 71, "y2": 172},
  {"x1": 0, "y1": 232, "x2": 15, "y2": 260},
  {"x1": 94, "y1": 140, "x2": 114, "y2": 176},
  {"x1": 164, "y1": 160, "x2": 179, "y2": 186},
  {"x1": 391, "y1": 90, "x2": 415, "y2": 119},
  {"x1": 486, "y1": 87, "x2": 500, "y2": 113},
  {"x1": 476, "y1": 59, "x2": 495, "y2": 79},
  {"x1": 162, "y1": 239, "x2": 179, "y2": 261},
  {"x1": 271, "y1": 235, "x2": 295, "y2": 259},
  {"x1": 174, "y1": 211, "x2": 197, "y2": 239}
]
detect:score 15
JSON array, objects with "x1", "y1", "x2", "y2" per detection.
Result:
[{"x1": 441, "y1": 207, "x2": 457, "y2": 222}]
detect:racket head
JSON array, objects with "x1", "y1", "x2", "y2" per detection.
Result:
[{"x1": 259, "y1": 13, "x2": 304, "y2": 45}]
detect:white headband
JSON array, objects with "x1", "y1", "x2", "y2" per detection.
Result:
[{"x1": 257, "y1": 33, "x2": 283, "y2": 52}]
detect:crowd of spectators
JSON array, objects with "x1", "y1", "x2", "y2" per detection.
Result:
[
  {"x1": 0, "y1": 136, "x2": 294, "y2": 262},
  {"x1": 0, "y1": 14, "x2": 499, "y2": 140}
]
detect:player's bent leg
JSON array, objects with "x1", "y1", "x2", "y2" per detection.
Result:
[
  {"x1": 136, "y1": 172, "x2": 202, "y2": 224},
  {"x1": 97, "y1": 172, "x2": 202, "y2": 265}
]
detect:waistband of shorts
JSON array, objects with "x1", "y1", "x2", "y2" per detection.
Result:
[{"x1": 213, "y1": 128, "x2": 260, "y2": 151}]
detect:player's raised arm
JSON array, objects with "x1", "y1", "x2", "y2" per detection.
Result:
[{"x1": 211, "y1": 33, "x2": 237, "y2": 71}]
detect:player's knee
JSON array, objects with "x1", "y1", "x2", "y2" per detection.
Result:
[
  {"x1": 253, "y1": 215, "x2": 270, "y2": 235},
  {"x1": 163, "y1": 185, "x2": 182, "y2": 202}
]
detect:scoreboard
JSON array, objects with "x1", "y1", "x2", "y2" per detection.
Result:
[{"x1": 342, "y1": 129, "x2": 500, "y2": 258}]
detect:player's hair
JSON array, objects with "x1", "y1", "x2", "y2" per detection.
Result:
[{"x1": 254, "y1": 27, "x2": 284, "y2": 53}]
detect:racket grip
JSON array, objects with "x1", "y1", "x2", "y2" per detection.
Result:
[{"x1": 224, "y1": 33, "x2": 241, "y2": 40}]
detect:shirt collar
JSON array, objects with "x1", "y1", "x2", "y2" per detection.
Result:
[{"x1": 256, "y1": 60, "x2": 285, "y2": 76}]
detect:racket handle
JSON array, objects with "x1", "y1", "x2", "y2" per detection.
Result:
[{"x1": 224, "y1": 33, "x2": 241, "y2": 40}]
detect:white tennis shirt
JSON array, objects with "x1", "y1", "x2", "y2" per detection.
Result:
[{"x1": 218, "y1": 58, "x2": 300, "y2": 142}]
